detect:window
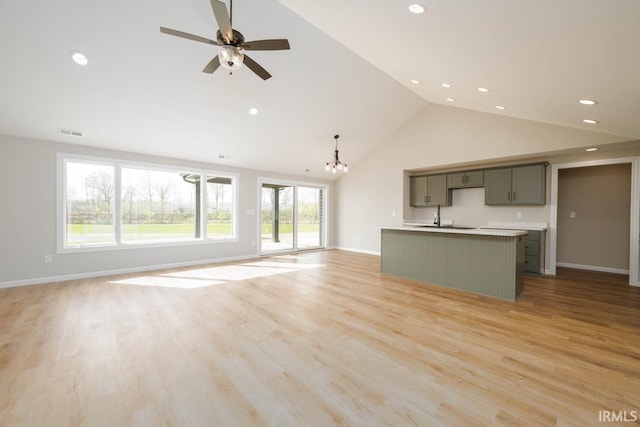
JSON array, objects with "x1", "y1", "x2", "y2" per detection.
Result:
[
  {"x1": 60, "y1": 155, "x2": 236, "y2": 251},
  {"x1": 65, "y1": 161, "x2": 115, "y2": 247},
  {"x1": 121, "y1": 168, "x2": 198, "y2": 244},
  {"x1": 206, "y1": 176, "x2": 234, "y2": 239}
]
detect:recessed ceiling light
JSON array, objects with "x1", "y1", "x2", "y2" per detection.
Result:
[
  {"x1": 408, "y1": 4, "x2": 425, "y2": 14},
  {"x1": 441, "y1": 83, "x2": 452, "y2": 88},
  {"x1": 446, "y1": 98, "x2": 455, "y2": 102},
  {"x1": 70, "y1": 51, "x2": 88, "y2": 66},
  {"x1": 495, "y1": 105, "x2": 506, "y2": 110},
  {"x1": 477, "y1": 87, "x2": 489, "y2": 93},
  {"x1": 583, "y1": 119, "x2": 598, "y2": 124},
  {"x1": 578, "y1": 99, "x2": 597, "y2": 105},
  {"x1": 249, "y1": 107, "x2": 259, "y2": 115},
  {"x1": 411, "y1": 79, "x2": 420, "y2": 85},
  {"x1": 585, "y1": 147, "x2": 598, "y2": 152}
]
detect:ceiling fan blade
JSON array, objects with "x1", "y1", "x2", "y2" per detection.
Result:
[
  {"x1": 202, "y1": 57, "x2": 221, "y2": 74},
  {"x1": 243, "y1": 55, "x2": 272, "y2": 80},
  {"x1": 160, "y1": 27, "x2": 217, "y2": 45},
  {"x1": 241, "y1": 39, "x2": 290, "y2": 51},
  {"x1": 210, "y1": 0, "x2": 233, "y2": 43}
]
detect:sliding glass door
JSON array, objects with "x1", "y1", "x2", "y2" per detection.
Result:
[
  {"x1": 296, "y1": 186, "x2": 324, "y2": 250},
  {"x1": 261, "y1": 184, "x2": 295, "y2": 253},
  {"x1": 260, "y1": 182, "x2": 325, "y2": 254}
]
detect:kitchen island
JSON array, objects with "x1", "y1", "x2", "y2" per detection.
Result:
[{"x1": 381, "y1": 226, "x2": 527, "y2": 301}]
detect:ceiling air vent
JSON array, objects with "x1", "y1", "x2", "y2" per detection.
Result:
[{"x1": 58, "y1": 128, "x2": 84, "y2": 137}]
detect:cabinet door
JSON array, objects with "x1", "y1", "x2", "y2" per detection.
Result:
[
  {"x1": 512, "y1": 164, "x2": 545, "y2": 205},
  {"x1": 447, "y1": 172, "x2": 466, "y2": 189},
  {"x1": 427, "y1": 174, "x2": 450, "y2": 206},
  {"x1": 465, "y1": 170, "x2": 484, "y2": 187},
  {"x1": 410, "y1": 176, "x2": 428, "y2": 206},
  {"x1": 484, "y1": 168, "x2": 512, "y2": 205}
]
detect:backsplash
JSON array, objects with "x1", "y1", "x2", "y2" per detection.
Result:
[{"x1": 409, "y1": 187, "x2": 549, "y2": 227}]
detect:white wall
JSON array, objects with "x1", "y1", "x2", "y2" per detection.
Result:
[
  {"x1": 0, "y1": 134, "x2": 335, "y2": 286},
  {"x1": 335, "y1": 103, "x2": 634, "y2": 254}
]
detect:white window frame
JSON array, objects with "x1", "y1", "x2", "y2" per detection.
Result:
[{"x1": 57, "y1": 153, "x2": 238, "y2": 254}]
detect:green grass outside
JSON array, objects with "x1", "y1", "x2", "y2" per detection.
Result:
[
  {"x1": 68, "y1": 223, "x2": 233, "y2": 237},
  {"x1": 68, "y1": 222, "x2": 320, "y2": 236},
  {"x1": 260, "y1": 223, "x2": 319, "y2": 234},
  {"x1": 67, "y1": 223, "x2": 320, "y2": 243},
  {"x1": 70, "y1": 223, "x2": 227, "y2": 233}
]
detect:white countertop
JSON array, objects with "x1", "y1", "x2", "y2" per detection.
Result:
[
  {"x1": 402, "y1": 220, "x2": 454, "y2": 227},
  {"x1": 381, "y1": 226, "x2": 527, "y2": 237},
  {"x1": 479, "y1": 221, "x2": 548, "y2": 231}
]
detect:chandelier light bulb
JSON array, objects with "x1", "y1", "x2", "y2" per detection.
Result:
[{"x1": 325, "y1": 134, "x2": 349, "y2": 174}]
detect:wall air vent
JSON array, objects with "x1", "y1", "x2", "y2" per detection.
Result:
[{"x1": 58, "y1": 128, "x2": 84, "y2": 137}]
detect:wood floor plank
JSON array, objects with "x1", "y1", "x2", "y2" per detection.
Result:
[{"x1": 1, "y1": 249, "x2": 639, "y2": 426}]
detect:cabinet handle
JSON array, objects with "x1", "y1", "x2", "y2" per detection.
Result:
[
  {"x1": 507, "y1": 192, "x2": 511, "y2": 201},
  {"x1": 424, "y1": 195, "x2": 428, "y2": 203},
  {"x1": 513, "y1": 191, "x2": 516, "y2": 201}
]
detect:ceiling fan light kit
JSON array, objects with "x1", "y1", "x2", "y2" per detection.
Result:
[
  {"x1": 325, "y1": 134, "x2": 348, "y2": 174},
  {"x1": 219, "y1": 45, "x2": 244, "y2": 70},
  {"x1": 160, "y1": 0, "x2": 290, "y2": 80}
]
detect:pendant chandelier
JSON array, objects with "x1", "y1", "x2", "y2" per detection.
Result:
[{"x1": 325, "y1": 134, "x2": 348, "y2": 174}]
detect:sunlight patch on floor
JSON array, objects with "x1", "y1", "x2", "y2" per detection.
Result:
[{"x1": 109, "y1": 260, "x2": 324, "y2": 289}]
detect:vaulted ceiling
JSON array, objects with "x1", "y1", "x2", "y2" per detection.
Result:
[{"x1": 1, "y1": 0, "x2": 638, "y2": 179}]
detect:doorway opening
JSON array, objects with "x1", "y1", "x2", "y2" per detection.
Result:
[
  {"x1": 260, "y1": 180, "x2": 326, "y2": 255},
  {"x1": 556, "y1": 163, "x2": 631, "y2": 274},
  {"x1": 549, "y1": 157, "x2": 639, "y2": 286}
]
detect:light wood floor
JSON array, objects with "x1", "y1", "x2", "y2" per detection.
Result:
[{"x1": 1, "y1": 250, "x2": 639, "y2": 426}]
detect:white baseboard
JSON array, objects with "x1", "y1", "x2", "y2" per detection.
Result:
[
  {"x1": 556, "y1": 262, "x2": 629, "y2": 275},
  {"x1": 332, "y1": 246, "x2": 381, "y2": 256},
  {"x1": 0, "y1": 254, "x2": 259, "y2": 289}
]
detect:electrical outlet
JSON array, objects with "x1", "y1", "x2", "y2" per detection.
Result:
[
  {"x1": 570, "y1": 211, "x2": 576, "y2": 218},
  {"x1": 44, "y1": 255, "x2": 52, "y2": 263},
  {"x1": 516, "y1": 212, "x2": 523, "y2": 219},
  {"x1": 355, "y1": 236, "x2": 360, "y2": 243},
  {"x1": 392, "y1": 210, "x2": 396, "y2": 217}
]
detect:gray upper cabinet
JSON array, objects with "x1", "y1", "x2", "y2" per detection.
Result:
[
  {"x1": 485, "y1": 163, "x2": 546, "y2": 205},
  {"x1": 484, "y1": 168, "x2": 512, "y2": 204},
  {"x1": 410, "y1": 176, "x2": 428, "y2": 207},
  {"x1": 447, "y1": 170, "x2": 484, "y2": 189},
  {"x1": 410, "y1": 174, "x2": 451, "y2": 207}
]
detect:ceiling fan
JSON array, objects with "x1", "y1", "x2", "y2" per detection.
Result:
[{"x1": 160, "y1": 0, "x2": 290, "y2": 80}]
